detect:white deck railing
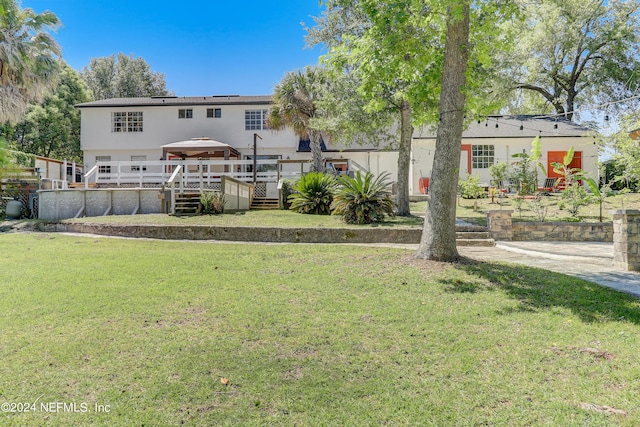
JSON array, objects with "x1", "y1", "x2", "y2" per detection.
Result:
[{"x1": 85, "y1": 158, "x2": 356, "y2": 187}]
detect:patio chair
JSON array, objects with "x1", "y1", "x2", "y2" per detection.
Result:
[{"x1": 538, "y1": 178, "x2": 557, "y2": 193}]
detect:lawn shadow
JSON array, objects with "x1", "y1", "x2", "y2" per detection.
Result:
[{"x1": 452, "y1": 257, "x2": 640, "y2": 324}]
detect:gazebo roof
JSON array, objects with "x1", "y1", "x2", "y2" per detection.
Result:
[{"x1": 161, "y1": 137, "x2": 240, "y2": 159}]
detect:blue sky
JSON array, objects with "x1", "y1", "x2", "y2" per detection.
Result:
[{"x1": 22, "y1": 0, "x2": 325, "y2": 96}]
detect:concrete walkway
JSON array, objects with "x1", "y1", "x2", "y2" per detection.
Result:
[
  {"x1": 362, "y1": 240, "x2": 640, "y2": 297},
  {"x1": 459, "y1": 241, "x2": 640, "y2": 297}
]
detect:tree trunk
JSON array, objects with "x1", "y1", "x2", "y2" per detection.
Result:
[
  {"x1": 416, "y1": 2, "x2": 470, "y2": 262},
  {"x1": 396, "y1": 99, "x2": 413, "y2": 216},
  {"x1": 309, "y1": 129, "x2": 325, "y2": 172},
  {"x1": 565, "y1": 90, "x2": 576, "y2": 122}
]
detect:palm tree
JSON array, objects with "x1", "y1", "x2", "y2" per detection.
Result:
[
  {"x1": 267, "y1": 66, "x2": 326, "y2": 172},
  {"x1": 0, "y1": 0, "x2": 61, "y2": 124}
]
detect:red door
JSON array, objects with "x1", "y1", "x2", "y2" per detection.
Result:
[
  {"x1": 460, "y1": 144, "x2": 472, "y2": 177},
  {"x1": 547, "y1": 151, "x2": 582, "y2": 178}
]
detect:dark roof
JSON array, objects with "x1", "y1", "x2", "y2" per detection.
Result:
[
  {"x1": 76, "y1": 95, "x2": 272, "y2": 108},
  {"x1": 414, "y1": 115, "x2": 590, "y2": 139}
]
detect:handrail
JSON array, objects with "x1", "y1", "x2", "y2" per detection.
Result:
[
  {"x1": 84, "y1": 165, "x2": 99, "y2": 189},
  {"x1": 350, "y1": 159, "x2": 369, "y2": 173},
  {"x1": 167, "y1": 164, "x2": 183, "y2": 215},
  {"x1": 84, "y1": 158, "x2": 345, "y2": 187},
  {"x1": 50, "y1": 179, "x2": 68, "y2": 190}
]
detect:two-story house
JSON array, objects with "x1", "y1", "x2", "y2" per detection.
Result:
[{"x1": 76, "y1": 96, "x2": 597, "y2": 196}]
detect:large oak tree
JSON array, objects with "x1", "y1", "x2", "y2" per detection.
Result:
[
  {"x1": 501, "y1": 0, "x2": 640, "y2": 121},
  {"x1": 81, "y1": 53, "x2": 172, "y2": 100},
  {"x1": 312, "y1": 0, "x2": 516, "y2": 259}
]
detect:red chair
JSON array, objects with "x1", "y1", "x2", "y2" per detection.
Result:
[{"x1": 419, "y1": 177, "x2": 430, "y2": 194}]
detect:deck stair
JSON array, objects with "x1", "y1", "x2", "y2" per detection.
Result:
[
  {"x1": 251, "y1": 197, "x2": 279, "y2": 210},
  {"x1": 455, "y1": 225, "x2": 495, "y2": 247},
  {"x1": 174, "y1": 192, "x2": 201, "y2": 216}
]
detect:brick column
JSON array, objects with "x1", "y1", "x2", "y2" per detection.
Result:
[
  {"x1": 486, "y1": 210, "x2": 513, "y2": 241},
  {"x1": 611, "y1": 209, "x2": 640, "y2": 271}
]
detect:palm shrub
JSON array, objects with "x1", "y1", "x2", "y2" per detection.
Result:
[
  {"x1": 288, "y1": 172, "x2": 335, "y2": 215},
  {"x1": 332, "y1": 171, "x2": 395, "y2": 224}
]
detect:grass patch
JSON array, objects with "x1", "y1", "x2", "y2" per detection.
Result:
[
  {"x1": 55, "y1": 192, "x2": 640, "y2": 228},
  {"x1": 61, "y1": 210, "x2": 424, "y2": 228},
  {"x1": 1, "y1": 234, "x2": 640, "y2": 425}
]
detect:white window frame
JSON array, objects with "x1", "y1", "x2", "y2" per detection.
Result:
[
  {"x1": 178, "y1": 108, "x2": 193, "y2": 119},
  {"x1": 111, "y1": 112, "x2": 143, "y2": 132},
  {"x1": 207, "y1": 108, "x2": 222, "y2": 118},
  {"x1": 245, "y1": 154, "x2": 281, "y2": 173},
  {"x1": 131, "y1": 155, "x2": 147, "y2": 172},
  {"x1": 245, "y1": 109, "x2": 268, "y2": 130},
  {"x1": 472, "y1": 145, "x2": 495, "y2": 169},
  {"x1": 96, "y1": 155, "x2": 111, "y2": 175}
]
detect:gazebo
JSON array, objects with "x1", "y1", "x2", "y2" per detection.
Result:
[{"x1": 161, "y1": 137, "x2": 241, "y2": 160}]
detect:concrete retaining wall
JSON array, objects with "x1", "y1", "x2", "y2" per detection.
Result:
[
  {"x1": 486, "y1": 210, "x2": 613, "y2": 242},
  {"x1": 36, "y1": 222, "x2": 424, "y2": 244},
  {"x1": 512, "y1": 222, "x2": 613, "y2": 242}
]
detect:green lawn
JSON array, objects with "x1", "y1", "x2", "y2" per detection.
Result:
[
  {"x1": 60, "y1": 209, "x2": 424, "y2": 228},
  {"x1": 55, "y1": 192, "x2": 640, "y2": 229},
  {"x1": 1, "y1": 233, "x2": 640, "y2": 426}
]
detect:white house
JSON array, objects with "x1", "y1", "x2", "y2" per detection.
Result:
[
  {"x1": 412, "y1": 115, "x2": 597, "y2": 193},
  {"x1": 76, "y1": 96, "x2": 596, "y2": 196}
]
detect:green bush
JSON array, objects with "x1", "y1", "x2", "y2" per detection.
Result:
[
  {"x1": 279, "y1": 179, "x2": 296, "y2": 210},
  {"x1": 332, "y1": 171, "x2": 395, "y2": 224},
  {"x1": 200, "y1": 190, "x2": 225, "y2": 214},
  {"x1": 561, "y1": 184, "x2": 593, "y2": 218},
  {"x1": 289, "y1": 172, "x2": 335, "y2": 215},
  {"x1": 458, "y1": 175, "x2": 485, "y2": 199}
]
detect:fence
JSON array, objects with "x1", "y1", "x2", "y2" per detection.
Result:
[
  {"x1": 222, "y1": 176, "x2": 254, "y2": 212},
  {"x1": 85, "y1": 159, "x2": 305, "y2": 187},
  {"x1": 84, "y1": 158, "x2": 363, "y2": 189},
  {"x1": 1, "y1": 186, "x2": 39, "y2": 218}
]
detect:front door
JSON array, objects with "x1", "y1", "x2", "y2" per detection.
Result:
[
  {"x1": 460, "y1": 145, "x2": 472, "y2": 178},
  {"x1": 548, "y1": 151, "x2": 582, "y2": 178}
]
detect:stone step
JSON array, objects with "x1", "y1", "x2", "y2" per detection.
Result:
[
  {"x1": 456, "y1": 231, "x2": 491, "y2": 239},
  {"x1": 455, "y1": 225, "x2": 488, "y2": 232},
  {"x1": 456, "y1": 238, "x2": 496, "y2": 247}
]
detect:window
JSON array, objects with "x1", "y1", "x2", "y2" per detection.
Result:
[
  {"x1": 472, "y1": 145, "x2": 494, "y2": 169},
  {"x1": 245, "y1": 155, "x2": 281, "y2": 173},
  {"x1": 96, "y1": 155, "x2": 111, "y2": 175},
  {"x1": 112, "y1": 112, "x2": 143, "y2": 132},
  {"x1": 178, "y1": 109, "x2": 193, "y2": 119},
  {"x1": 131, "y1": 155, "x2": 147, "y2": 172},
  {"x1": 245, "y1": 109, "x2": 268, "y2": 130},
  {"x1": 207, "y1": 108, "x2": 222, "y2": 118}
]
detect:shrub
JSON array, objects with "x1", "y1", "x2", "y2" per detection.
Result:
[
  {"x1": 332, "y1": 171, "x2": 395, "y2": 224},
  {"x1": 561, "y1": 184, "x2": 593, "y2": 219},
  {"x1": 200, "y1": 190, "x2": 225, "y2": 214},
  {"x1": 289, "y1": 172, "x2": 335, "y2": 215},
  {"x1": 279, "y1": 179, "x2": 296, "y2": 210},
  {"x1": 458, "y1": 175, "x2": 486, "y2": 199}
]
